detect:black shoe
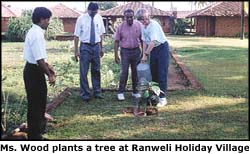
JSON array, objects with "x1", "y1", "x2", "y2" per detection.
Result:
[
  {"x1": 82, "y1": 99, "x2": 89, "y2": 103},
  {"x1": 28, "y1": 134, "x2": 47, "y2": 140},
  {"x1": 41, "y1": 137, "x2": 49, "y2": 140},
  {"x1": 41, "y1": 127, "x2": 48, "y2": 134},
  {"x1": 94, "y1": 94, "x2": 104, "y2": 99},
  {"x1": 41, "y1": 121, "x2": 48, "y2": 134}
]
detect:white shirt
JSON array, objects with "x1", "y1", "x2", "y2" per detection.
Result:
[
  {"x1": 74, "y1": 13, "x2": 105, "y2": 43},
  {"x1": 23, "y1": 24, "x2": 47, "y2": 64},
  {"x1": 141, "y1": 20, "x2": 168, "y2": 47}
]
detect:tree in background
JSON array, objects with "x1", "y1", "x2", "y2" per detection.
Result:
[
  {"x1": 194, "y1": 1, "x2": 211, "y2": 9},
  {"x1": 173, "y1": 18, "x2": 189, "y2": 35},
  {"x1": 5, "y1": 9, "x2": 64, "y2": 42},
  {"x1": 5, "y1": 9, "x2": 33, "y2": 42},
  {"x1": 95, "y1": 2, "x2": 118, "y2": 10},
  {"x1": 22, "y1": 9, "x2": 32, "y2": 17},
  {"x1": 45, "y1": 18, "x2": 64, "y2": 40}
]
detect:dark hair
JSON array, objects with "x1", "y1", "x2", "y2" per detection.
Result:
[
  {"x1": 32, "y1": 7, "x2": 52, "y2": 24},
  {"x1": 124, "y1": 9, "x2": 134, "y2": 15},
  {"x1": 88, "y1": 2, "x2": 99, "y2": 11}
]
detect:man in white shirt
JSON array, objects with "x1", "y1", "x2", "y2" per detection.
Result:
[
  {"x1": 23, "y1": 7, "x2": 55, "y2": 140},
  {"x1": 74, "y1": 2, "x2": 106, "y2": 103}
]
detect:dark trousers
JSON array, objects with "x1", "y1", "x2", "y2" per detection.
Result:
[
  {"x1": 23, "y1": 63, "x2": 47, "y2": 140},
  {"x1": 79, "y1": 43, "x2": 101, "y2": 100},
  {"x1": 150, "y1": 42, "x2": 170, "y2": 98},
  {"x1": 118, "y1": 47, "x2": 141, "y2": 93}
]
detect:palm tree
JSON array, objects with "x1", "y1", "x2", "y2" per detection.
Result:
[
  {"x1": 84, "y1": 1, "x2": 87, "y2": 11},
  {"x1": 189, "y1": 1, "x2": 202, "y2": 11},
  {"x1": 189, "y1": 2, "x2": 194, "y2": 11},
  {"x1": 194, "y1": 1, "x2": 211, "y2": 9}
]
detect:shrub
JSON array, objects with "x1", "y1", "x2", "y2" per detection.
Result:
[
  {"x1": 245, "y1": 32, "x2": 248, "y2": 38},
  {"x1": 45, "y1": 18, "x2": 64, "y2": 40},
  {"x1": 5, "y1": 10, "x2": 64, "y2": 42},
  {"x1": 1, "y1": 76, "x2": 27, "y2": 134},
  {"x1": 5, "y1": 16, "x2": 32, "y2": 42},
  {"x1": 235, "y1": 32, "x2": 249, "y2": 38},
  {"x1": 173, "y1": 19, "x2": 189, "y2": 35}
]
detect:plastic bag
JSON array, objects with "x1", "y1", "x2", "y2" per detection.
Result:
[{"x1": 137, "y1": 63, "x2": 152, "y2": 86}]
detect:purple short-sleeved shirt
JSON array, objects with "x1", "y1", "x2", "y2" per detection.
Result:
[{"x1": 114, "y1": 20, "x2": 141, "y2": 49}]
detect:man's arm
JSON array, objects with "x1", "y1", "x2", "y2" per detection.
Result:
[
  {"x1": 73, "y1": 15, "x2": 81, "y2": 62},
  {"x1": 74, "y1": 36, "x2": 79, "y2": 62},
  {"x1": 37, "y1": 59, "x2": 55, "y2": 86},
  {"x1": 139, "y1": 30, "x2": 143, "y2": 52},
  {"x1": 114, "y1": 40, "x2": 120, "y2": 64},
  {"x1": 142, "y1": 41, "x2": 147, "y2": 55},
  {"x1": 99, "y1": 14, "x2": 106, "y2": 58},
  {"x1": 145, "y1": 40, "x2": 156, "y2": 56},
  {"x1": 140, "y1": 38, "x2": 143, "y2": 52},
  {"x1": 141, "y1": 41, "x2": 156, "y2": 63},
  {"x1": 100, "y1": 35, "x2": 104, "y2": 58}
]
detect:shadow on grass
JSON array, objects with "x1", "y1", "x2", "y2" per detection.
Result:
[{"x1": 46, "y1": 90, "x2": 248, "y2": 140}]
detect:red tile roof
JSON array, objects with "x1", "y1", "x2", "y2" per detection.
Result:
[
  {"x1": 176, "y1": 11, "x2": 195, "y2": 18},
  {"x1": 187, "y1": 2, "x2": 246, "y2": 17},
  {"x1": 50, "y1": 3, "x2": 81, "y2": 18},
  {"x1": 2, "y1": 4, "x2": 21, "y2": 17},
  {"x1": 100, "y1": 2, "x2": 171, "y2": 17}
]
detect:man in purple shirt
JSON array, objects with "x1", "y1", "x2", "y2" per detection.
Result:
[{"x1": 114, "y1": 9, "x2": 142, "y2": 101}]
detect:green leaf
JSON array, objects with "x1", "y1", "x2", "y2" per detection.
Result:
[
  {"x1": 143, "y1": 90, "x2": 149, "y2": 98},
  {"x1": 151, "y1": 86, "x2": 161, "y2": 96},
  {"x1": 71, "y1": 56, "x2": 76, "y2": 62},
  {"x1": 149, "y1": 81, "x2": 159, "y2": 86},
  {"x1": 2, "y1": 76, "x2": 7, "y2": 81}
]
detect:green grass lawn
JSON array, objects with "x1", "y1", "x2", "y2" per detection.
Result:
[
  {"x1": 170, "y1": 36, "x2": 248, "y2": 97},
  {"x1": 1, "y1": 36, "x2": 249, "y2": 140}
]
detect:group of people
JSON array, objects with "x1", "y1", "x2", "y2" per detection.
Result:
[{"x1": 23, "y1": 2, "x2": 170, "y2": 140}]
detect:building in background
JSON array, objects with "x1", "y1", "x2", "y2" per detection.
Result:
[
  {"x1": 50, "y1": 3, "x2": 81, "y2": 33},
  {"x1": 100, "y1": 2, "x2": 172, "y2": 33},
  {"x1": 187, "y1": 2, "x2": 249, "y2": 37},
  {"x1": 2, "y1": 4, "x2": 21, "y2": 32}
]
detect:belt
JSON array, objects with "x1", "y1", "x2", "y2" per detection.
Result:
[
  {"x1": 81, "y1": 42, "x2": 100, "y2": 46},
  {"x1": 155, "y1": 42, "x2": 167, "y2": 48},
  {"x1": 26, "y1": 62, "x2": 39, "y2": 68},
  {"x1": 26, "y1": 62, "x2": 38, "y2": 66},
  {"x1": 121, "y1": 47, "x2": 140, "y2": 50}
]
